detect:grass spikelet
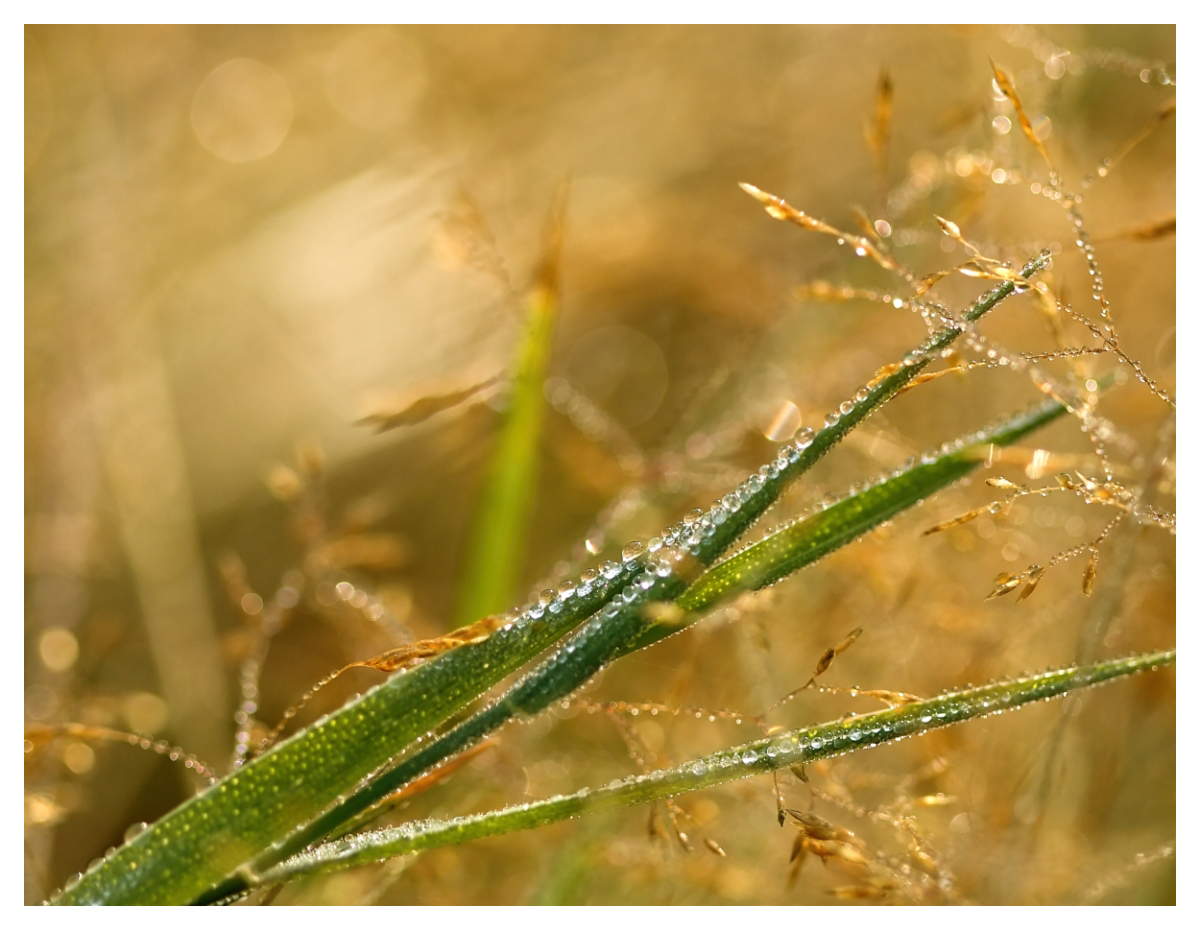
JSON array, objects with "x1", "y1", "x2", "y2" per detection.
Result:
[{"x1": 990, "y1": 59, "x2": 1053, "y2": 169}]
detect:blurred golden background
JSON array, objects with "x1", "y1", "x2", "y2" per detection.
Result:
[{"x1": 26, "y1": 25, "x2": 1174, "y2": 904}]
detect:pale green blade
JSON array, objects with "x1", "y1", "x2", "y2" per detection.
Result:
[{"x1": 260, "y1": 649, "x2": 1174, "y2": 885}]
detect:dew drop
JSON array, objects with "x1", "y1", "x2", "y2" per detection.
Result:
[
  {"x1": 600, "y1": 561, "x2": 621, "y2": 580},
  {"x1": 621, "y1": 540, "x2": 646, "y2": 562},
  {"x1": 123, "y1": 821, "x2": 149, "y2": 844},
  {"x1": 794, "y1": 427, "x2": 815, "y2": 448}
]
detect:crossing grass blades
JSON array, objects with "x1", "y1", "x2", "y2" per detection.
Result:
[{"x1": 45, "y1": 57, "x2": 1175, "y2": 906}]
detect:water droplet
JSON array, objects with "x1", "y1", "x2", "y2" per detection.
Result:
[
  {"x1": 824, "y1": 412, "x2": 840, "y2": 428},
  {"x1": 794, "y1": 427, "x2": 815, "y2": 448},
  {"x1": 558, "y1": 580, "x2": 576, "y2": 598},
  {"x1": 600, "y1": 561, "x2": 621, "y2": 579},
  {"x1": 741, "y1": 750, "x2": 759, "y2": 765},
  {"x1": 123, "y1": 821, "x2": 149, "y2": 844},
  {"x1": 621, "y1": 540, "x2": 645, "y2": 562}
]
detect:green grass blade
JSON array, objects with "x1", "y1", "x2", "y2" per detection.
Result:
[
  {"x1": 48, "y1": 548, "x2": 646, "y2": 906},
  {"x1": 229, "y1": 258, "x2": 1054, "y2": 884},
  {"x1": 250, "y1": 381, "x2": 1068, "y2": 892},
  {"x1": 672, "y1": 250, "x2": 1053, "y2": 572},
  {"x1": 259, "y1": 649, "x2": 1174, "y2": 886},
  {"x1": 456, "y1": 192, "x2": 566, "y2": 625},
  {"x1": 50, "y1": 254, "x2": 1051, "y2": 906},
  {"x1": 627, "y1": 393, "x2": 1071, "y2": 651}
]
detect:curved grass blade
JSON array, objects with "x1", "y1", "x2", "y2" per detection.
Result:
[
  {"x1": 260, "y1": 649, "x2": 1174, "y2": 886},
  {"x1": 46, "y1": 548, "x2": 647, "y2": 906},
  {"x1": 194, "y1": 256, "x2": 1054, "y2": 902},
  {"x1": 51, "y1": 256, "x2": 1049, "y2": 906},
  {"x1": 229, "y1": 378, "x2": 1070, "y2": 903}
]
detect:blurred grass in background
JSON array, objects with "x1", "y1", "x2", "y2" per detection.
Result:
[{"x1": 25, "y1": 25, "x2": 1174, "y2": 904}]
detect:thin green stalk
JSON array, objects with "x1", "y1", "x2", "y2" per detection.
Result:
[
  {"x1": 259, "y1": 649, "x2": 1174, "y2": 886},
  {"x1": 456, "y1": 278, "x2": 559, "y2": 625}
]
